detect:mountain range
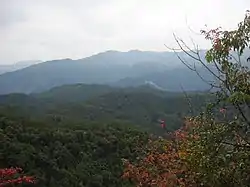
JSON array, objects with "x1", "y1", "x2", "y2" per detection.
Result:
[{"x1": 0, "y1": 50, "x2": 212, "y2": 95}]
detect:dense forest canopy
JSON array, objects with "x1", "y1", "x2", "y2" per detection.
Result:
[{"x1": 0, "y1": 117, "x2": 149, "y2": 187}]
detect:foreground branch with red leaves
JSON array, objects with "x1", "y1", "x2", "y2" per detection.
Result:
[{"x1": 0, "y1": 167, "x2": 35, "y2": 186}]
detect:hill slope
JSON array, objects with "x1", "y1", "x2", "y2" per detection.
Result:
[
  {"x1": 113, "y1": 65, "x2": 216, "y2": 91},
  {"x1": 0, "y1": 84, "x2": 212, "y2": 134}
]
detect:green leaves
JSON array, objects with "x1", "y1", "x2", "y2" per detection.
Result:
[
  {"x1": 205, "y1": 50, "x2": 213, "y2": 63},
  {"x1": 190, "y1": 10, "x2": 250, "y2": 187}
]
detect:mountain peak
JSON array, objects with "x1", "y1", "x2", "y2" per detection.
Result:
[{"x1": 128, "y1": 49, "x2": 142, "y2": 53}]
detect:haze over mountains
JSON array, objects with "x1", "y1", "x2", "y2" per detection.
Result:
[
  {"x1": 0, "y1": 50, "x2": 214, "y2": 95},
  {"x1": 0, "y1": 60, "x2": 41, "y2": 75}
]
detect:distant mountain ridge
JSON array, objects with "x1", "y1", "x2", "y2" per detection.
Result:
[
  {"x1": 0, "y1": 60, "x2": 41, "y2": 75},
  {"x1": 112, "y1": 66, "x2": 215, "y2": 92},
  {"x1": 0, "y1": 50, "x2": 211, "y2": 95}
]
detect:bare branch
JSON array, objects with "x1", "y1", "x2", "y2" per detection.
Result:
[
  {"x1": 192, "y1": 63, "x2": 221, "y2": 89},
  {"x1": 173, "y1": 33, "x2": 225, "y2": 84},
  {"x1": 221, "y1": 141, "x2": 250, "y2": 149},
  {"x1": 213, "y1": 60, "x2": 225, "y2": 75},
  {"x1": 165, "y1": 38, "x2": 222, "y2": 89},
  {"x1": 185, "y1": 16, "x2": 203, "y2": 36},
  {"x1": 179, "y1": 84, "x2": 194, "y2": 116},
  {"x1": 164, "y1": 44, "x2": 196, "y2": 71},
  {"x1": 173, "y1": 33, "x2": 201, "y2": 61}
]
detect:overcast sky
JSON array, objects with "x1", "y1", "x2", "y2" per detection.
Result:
[{"x1": 0, "y1": 0, "x2": 249, "y2": 64}]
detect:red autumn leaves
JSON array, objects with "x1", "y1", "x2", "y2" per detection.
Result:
[
  {"x1": 201, "y1": 27, "x2": 231, "y2": 52},
  {"x1": 0, "y1": 167, "x2": 35, "y2": 186},
  {"x1": 159, "y1": 119, "x2": 166, "y2": 129},
  {"x1": 219, "y1": 108, "x2": 226, "y2": 114},
  {"x1": 122, "y1": 119, "x2": 198, "y2": 187}
]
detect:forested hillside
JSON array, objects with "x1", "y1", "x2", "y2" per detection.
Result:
[{"x1": 0, "y1": 84, "x2": 212, "y2": 134}]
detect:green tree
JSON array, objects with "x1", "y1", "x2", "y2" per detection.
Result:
[
  {"x1": 122, "y1": 10, "x2": 250, "y2": 187},
  {"x1": 172, "y1": 10, "x2": 250, "y2": 186}
]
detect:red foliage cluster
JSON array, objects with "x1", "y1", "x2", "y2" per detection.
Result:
[
  {"x1": 201, "y1": 27, "x2": 233, "y2": 53},
  {"x1": 122, "y1": 119, "x2": 198, "y2": 187},
  {"x1": 201, "y1": 27, "x2": 222, "y2": 40},
  {"x1": 0, "y1": 167, "x2": 35, "y2": 186}
]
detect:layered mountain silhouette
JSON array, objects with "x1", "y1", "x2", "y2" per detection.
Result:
[{"x1": 0, "y1": 50, "x2": 212, "y2": 94}]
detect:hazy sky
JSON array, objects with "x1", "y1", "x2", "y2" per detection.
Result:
[{"x1": 0, "y1": 0, "x2": 249, "y2": 64}]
